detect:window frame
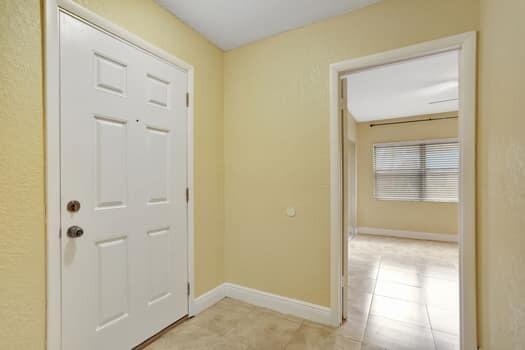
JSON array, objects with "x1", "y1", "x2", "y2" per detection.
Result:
[{"x1": 372, "y1": 138, "x2": 460, "y2": 203}]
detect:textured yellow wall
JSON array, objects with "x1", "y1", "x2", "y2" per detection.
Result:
[
  {"x1": 0, "y1": 1, "x2": 46, "y2": 349},
  {"x1": 478, "y1": 0, "x2": 525, "y2": 348},
  {"x1": 0, "y1": 1, "x2": 224, "y2": 349},
  {"x1": 223, "y1": 0, "x2": 479, "y2": 307},
  {"x1": 356, "y1": 114, "x2": 458, "y2": 235}
]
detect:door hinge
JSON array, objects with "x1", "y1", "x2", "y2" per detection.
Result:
[
  {"x1": 186, "y1": 92, "x2": 189, "y2": 108},
  {"x1": 59, "y1": 228, "x2": 62, "y2": 239},
  {"x1": 187, "y1": 282, "x2": 191, "y2": 296},
  {"x1": 186, "y1": 187, "x2": 189, "y2": 203}
]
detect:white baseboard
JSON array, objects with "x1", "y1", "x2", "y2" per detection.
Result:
[
  {"x1": 190, "y1": 283, "x2": 334, "y2": 326},
  {"x1": 190, "y1": 283, "x2": 226, "y2": 316},
  {"x1": 223, "y1": 283, "x2": 334, "y2": 326},
  {"x1": 357, "y1": 227, "x2": 458, "y2": 242}
]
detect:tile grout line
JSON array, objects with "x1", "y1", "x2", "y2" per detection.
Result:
[
  {"x1": 360, "y1": 254, "x2": 381, "y2": 346},
  {"x1": 425, "y1": 302, "x2": 439, "y2": 350},
  {"x1": 365, "y1": 292, "x2": 435, "y2": 331}
]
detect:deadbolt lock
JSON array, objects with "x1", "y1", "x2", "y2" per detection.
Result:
[
  {"x1": 67, "y1": 226, "x2": 84, "y2": 238},
  {"x1": 67, "y1": 200, "x2": 81, "y2": 212}
]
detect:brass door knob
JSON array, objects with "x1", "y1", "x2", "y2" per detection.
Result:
[{"x1": 67, "y1": 200, "x2": 81, "y2": 212}]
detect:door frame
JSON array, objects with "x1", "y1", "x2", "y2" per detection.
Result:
[
  {"x1": 328, "y1": 32, "x2": 477, "y2": 349},
  {"x1": 44, "y1": 1, "x2": 195, "y2": 349}
]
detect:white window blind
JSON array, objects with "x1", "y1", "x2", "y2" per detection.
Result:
[{"x1": 373, "y1": 140, "x2": 459, "y2": 202}]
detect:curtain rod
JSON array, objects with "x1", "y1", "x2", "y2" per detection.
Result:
[{"x1": 369, "y1": 115, "x2": 458, "y2": 127}]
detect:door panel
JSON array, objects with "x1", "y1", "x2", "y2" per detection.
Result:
[
  {"x1": 95, "y1": 116, "x2": 128, "y2": 209},
  {"x1": 147, "y1": 227, "x2": 172, "y2": 305},
  {"x1": 145, "y1": 127, "x2": 170, "y2": 204},
  {"x1": 96, "y1": 236, "x2": 129, "y2": 331},
  {"x1": 94, "y1": 52, "x2": 128, "y2": 96},
  {"x1": 146, "y1": 74, "x2": 170, "y2": 108},
  {"x1": 60, "y1": 12, "x2": 188, "y2": 350}
]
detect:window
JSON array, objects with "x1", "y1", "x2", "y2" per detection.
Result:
[{"x1": 373, "y1": 140, "x2": 459, "y2": 202}]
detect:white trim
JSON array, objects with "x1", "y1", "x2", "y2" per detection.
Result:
[
  {"x1": 55, "y1": 0, "x2": 193, "y2": 71},
  {"x1": 44, "y1": 3, "x2": 61, "y2": 350},
  {"x1": 328, "y1": 64, "x2": 343, "y2": 328},
  {"x1": 186, "y1": 68, "x2": 196, "y2": 317},
  {"x1": 191, "y1": 283, "x2": 333, "y2": 326},
  {"x1": 45, "y1": 1, "x2": 195, "y2": 349},
  {"x1": 192, "y1": 284, "x2": 227, "y2": 315},
  {"x1": 329, "y1": 32, "x2": 477, "y2": 349},
  {"x1": 223, "y1": 283, "x2": 333, "y2": 325},
  {"x1": 457, "y1": 31, "x2": 478, "y2": 350},
  {"x1": 357, "y1": 227, "x2": 458, "y2": 243},
  {"x1": 347, "y1": 225, "x2": 357, "y2": 236}
]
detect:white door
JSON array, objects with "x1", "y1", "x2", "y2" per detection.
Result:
[{"x1": 60, "y1": 12, "x2": 188, "y2": 350}]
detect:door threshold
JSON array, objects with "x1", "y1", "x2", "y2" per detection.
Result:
[{"x1": 133, "y1": 315, "x2": 191, "y2": 350}]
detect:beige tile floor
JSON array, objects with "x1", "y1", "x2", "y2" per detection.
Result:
[
  {"x1": 145, "y1": 235, "x2": 459, "y2": 350},
  {"x1": 348, "y1": 234, "x2": 459, "y2": 350}
]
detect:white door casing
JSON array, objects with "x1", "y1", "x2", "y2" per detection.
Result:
[
  {"x1": 329, "y1": 32, "x2": 477, "y2": 348},
  {"x1": 60, "y1": 12, "x2": 188, "y2": 350}
]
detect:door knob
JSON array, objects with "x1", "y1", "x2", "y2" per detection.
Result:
[
  {"x1": 67, "y1": 226, "x2": 84, "y2": 238},
  {"x1": 67, "y1": 200, "x2": 81, "y2": 212}
]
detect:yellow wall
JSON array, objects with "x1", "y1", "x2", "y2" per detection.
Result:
[
  {"x1": 356, "y1": 114, "x2": 458, "y2": 235},
  {"x1": 0, "y1": 1, "x2": 224, "y2": 349},
  {"x1": 0, "y1": 1, "x2": 46, "y2": 349},
  {"x1": 478, "y1": 0, "x2": 525, "y2": 348},
  {"x1": 224, "y1": 0, "x2": 479, "y2": 306}
]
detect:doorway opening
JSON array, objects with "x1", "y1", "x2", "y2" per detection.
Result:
[{"x1": 328, "y1": 32, "x2": 477, "y2": 350}]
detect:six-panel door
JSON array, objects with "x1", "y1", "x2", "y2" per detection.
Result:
[{"x1": 60, "y1": 12, "x2": 188, "y2": 350}]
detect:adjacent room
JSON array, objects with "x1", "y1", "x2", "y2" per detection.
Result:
[
  {"x1": 1, "y1": 0, "x2": 524, "y2": 350},
  {"x1": 342, "y1": 51, "x2": 461, "y2": 349}
]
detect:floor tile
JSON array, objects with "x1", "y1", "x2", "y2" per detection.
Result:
[
  {"x1": 339, "y1": 308, "x2": 369, "y2": 342},
  {"x1": 369, "y1": 295, "x2": 430, "y2": 328},
  {"x1": 348, "y1": 277, "x2": 376, "y2": 294},
  {"x1": 348, "y1": 252, "x2": 381, "y2": 268},
  {"x1": 189, "y1": 298, "x2": 254, "y2": 335},
  {"x1": 377, "y1": 266, "x2": 425, "y2": 287},
  {"x1": 422, "y1": 278, "x2": 459, "y2": 309},
  {"x1": 348, "y1": 262, "x2": 380, "y2": 279},
  {"x1": 347, "y1": 292, "x2": 373, "y2": 315},
  {"x1": 374, "y1": 280, "x2": 425, "y2": 304},
  {"x1": 286, "y1": 322, "x2": 362, "y2": 350},
  {"x1": 427, "y1": 306, "x2": 459, "y2": 335},
  {"x1": 417, "y1": 263, "x2": 458, "y2": 282},
  {"x1": 433, "y1": 330, "x2": 459, "y2": 350},
  {"x1": 223, "y1": 307, "x2": 303, "y2": 349},
  {"x1": 215, "y1": 297, "x2": 257, "y2": 312},
  {"x1": 380, "y1": 255, "x2": 427, "y2": 271},
  {"x1": 364, "y1": 315, "x2": 436, "y2": 350},
  {"x1": 144, "y1": 322, "x2": 227, "y2": 350}
]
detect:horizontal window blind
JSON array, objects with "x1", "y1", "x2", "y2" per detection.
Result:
[{"x1": 374, "y1": 140, "x2": 459, "y2": 202}]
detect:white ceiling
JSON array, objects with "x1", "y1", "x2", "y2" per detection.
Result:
[
  {"x1": 156, "y1": 0, "x2": 383, "y2": 50},
  {"x1": 344, "y1": 50, "x2": 459, "y2": 122}
]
